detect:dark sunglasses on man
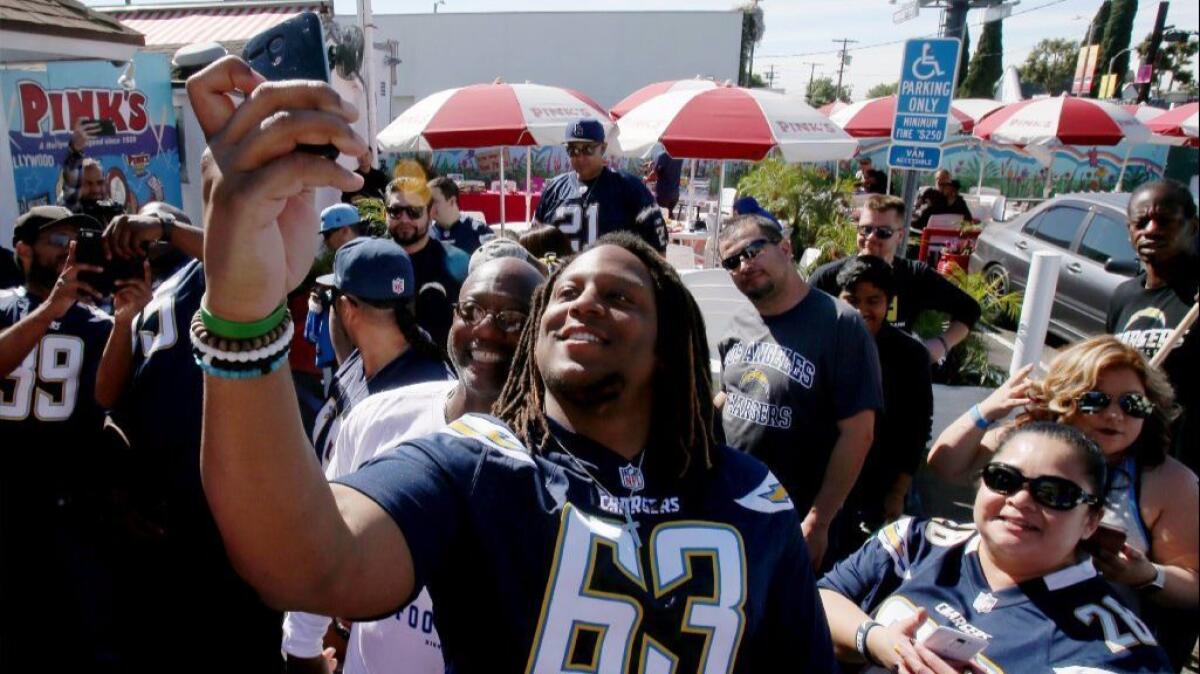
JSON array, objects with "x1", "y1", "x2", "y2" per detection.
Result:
[
  {"x1": 858, "y1": 225, "x2": 896, "y2": 240},
  {"x1": 452, "y1": 301, "x2": 528, "y2": 334},
  {"x1": 565, "y1": 143, "x2": 602, "y2": 158},
  {"x1": 980, "y1": 462, "x2": 1101, "y2": 511},
  {"x1": 1077, "y1": 391, "x2": 1154, "y2": 419},
  {"x1": 387, "y1": 204, "x2": 425, "y2": 219},
  {"x1": 721, "y1": 238, "x2": 775, "y2": 271}
]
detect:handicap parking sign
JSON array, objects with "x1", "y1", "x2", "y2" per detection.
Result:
[{"x1": 889, "y1": 37, "x2": 961, "y2": 171}]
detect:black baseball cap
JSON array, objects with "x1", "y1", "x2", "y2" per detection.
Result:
[{"x1": 13, "y1": 206, "x2": 99, "y2": 247}]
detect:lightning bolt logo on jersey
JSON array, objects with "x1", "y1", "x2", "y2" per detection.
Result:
[
  {"x1": 336, "y1": 414, "x2": 837, "y2": 673},
  {"x1": 819, "y1": 517, "x2": 1172, "y2": 673},
  {"x1": 535, "y1": 167, "x2": 667, "y2": 253}
]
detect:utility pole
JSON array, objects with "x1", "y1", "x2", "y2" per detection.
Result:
[
  {"x1": 833, "y1": 38, "x2": 858, "y2": 101},
  {"x1": 765, "y1": 64, "x2": 777, "y2": 88},
  {"x1": 1137, "y1": 1, "x2": 1170, "y2": 103},
  {"x1": 940, "y1": 0, "x2": 970, "y2": 40},
  {"x1": 802, "y1": 61, "x2": 820, "y2": 103}
]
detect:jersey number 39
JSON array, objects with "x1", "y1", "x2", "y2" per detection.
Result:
[
  {"x1": 527, "y1": 504, "x2": 746, "y2": 674},
  {"x1": 1, "y1": 335, "x2": 84, "y2": 421}
]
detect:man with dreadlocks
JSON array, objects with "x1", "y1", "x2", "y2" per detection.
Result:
[{"x1": 190, "y1": 56, "x2": 837, "y2": 673}]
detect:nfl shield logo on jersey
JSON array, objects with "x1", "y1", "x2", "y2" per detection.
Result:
[{"x1": 618, "y1": 464, "x2": 645, "y2": 492}]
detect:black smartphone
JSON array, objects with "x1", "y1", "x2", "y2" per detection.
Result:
[
  {"x1": 75, "y1": 228, "x2": 144, "y2": 297},
  {"x1": 82, "y1": 118, "x2": 117, "y2": 136},
  {"x1": 242, "y1": 12, "x2": 337, "y2": 159}
]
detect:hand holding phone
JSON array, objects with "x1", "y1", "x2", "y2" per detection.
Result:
[{"x1": 917, "y1": 625, "x2": 988, "y2": 664}]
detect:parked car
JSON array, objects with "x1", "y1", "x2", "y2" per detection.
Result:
[{"x1": 969, "y1": 192, "x2": 1138, "y2": 341}]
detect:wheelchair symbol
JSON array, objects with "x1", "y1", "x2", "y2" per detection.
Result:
[{"x1": 911, "y1": 43, "x2": 945, "y2": 80}]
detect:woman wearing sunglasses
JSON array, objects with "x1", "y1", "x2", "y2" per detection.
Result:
[
  {"x1": 929, "y1": 336, "x2": 1197, "y2": 668},
  {"x1": 820, "y1": 422, "x2": 1171, "y2": 673}
]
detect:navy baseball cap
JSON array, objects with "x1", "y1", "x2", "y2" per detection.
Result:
[
  {"x1": 320, "y1": 203, "x2": 365, "y2": 234},
  {"x1": 13, "y1": 206, "x2": 99, "y2": 246},
  {"x1": 315, "y1": 238, "x2": 414, "y2": 302},
  {"x1": 565, "y1": 118, "x2": 605, "y2": 144}
]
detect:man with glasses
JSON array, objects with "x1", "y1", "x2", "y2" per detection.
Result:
[
  {"x1": 534, "y1": 118, "x2": 666, "y2": 253},
  {"x1": 284, "y1": 256, "x2": 544, "y2": 674},
  {"x1": 717, "y1": 214, "x2": 882, "y2": 570},
  {"x1": 809, "y1": 195, "x2": 980, "y2": 364},
  {"x1": 1107, "y1": 179, "x2": 1198, "y2": 475},
  {"x1": 1, "y1": 206, "x2": 118, "y2": 668},
  {"x1": 385, "y1": 176, "x2": 470, "y2": 348}
]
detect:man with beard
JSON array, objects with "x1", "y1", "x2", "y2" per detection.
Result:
[
  {"x1": 283, "y1": 256, "x2": 544, "y2": 673},
  {"x1": 717, "y1": 214, "x2": 882, "y2": 570},
  {"x1": 385, "y1": 176, "x2": 469, "y2": 348},
  {"x1": 188, "y1": 54, "x2": 836, "y2": 673},
  {"x1": 1107, "y1": 179, "x2": 1198, "y2": 476},
  {"x1": 0, "y1": 206, "x2": 116, "y2": 669}
]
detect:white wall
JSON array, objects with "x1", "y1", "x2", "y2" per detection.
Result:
[{"x1": 339, "y1": 10, "x2": 742, "y2": 114}]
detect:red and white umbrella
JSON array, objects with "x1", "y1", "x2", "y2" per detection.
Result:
[
  {"x1": 376, "y1": 82, "x2": 611, "y2": 152},
  {"x1": 829, "y1": 94, "x2": 969, "y2": 136},
  {"x1": 974, "y1": 95, "x2": 1151, "y2": 194},
  {"x1": 818, "y1": 100, "x2": 851, "y2": 117},
  {"x1": 613, "y1": 85, "x2": 856, "y2": 162},
  {"x1": 1146, "y1": 102, "x2": 1199, "y2": 148},
  {"x1": 610, "y1": 78, "x2": 720, "y2": 119},
  {"x1": 1122, "y1": 103, "x2": 1169, "y2": 123},
  {"x1": 953, "y1": 98, "x2": 1005, "y2": 127},
  {"x1": 972, "y1": 95, "x2": 1150, "y2": 147},
  {"x1": 377, "y1": 82, "x2": 611, "y2": 225}
]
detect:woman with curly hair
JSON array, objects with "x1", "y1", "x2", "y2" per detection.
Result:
[{"x1": 927, "y1": 335, "x2": 1198, "y2": 668}]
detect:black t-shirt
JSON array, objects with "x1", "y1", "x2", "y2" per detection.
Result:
[
  {"x1": 1107, "y1": 270, "x2": 1198, "y2": 474},
  {"x1": 342, "y1": 167, "x2": 391, "y2": 203},
  {"x1": 809, "y1": 255, "x2": 982, "y2": 333},
  {"x1": 407, "y1": 238, "x2": 469, "y2": 349},
  {"x1": 914, "y1": 195, "x2": 975, "y2": 229},
  {"x1": 850, "y1": 324, "x2": 933, "y2": 512}
]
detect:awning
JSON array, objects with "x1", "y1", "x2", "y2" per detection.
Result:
[{"x1": 102, "y1": 1, "x2": 327, "y2": 50}]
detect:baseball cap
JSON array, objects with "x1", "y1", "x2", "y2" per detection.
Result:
[
  {"x1": 732, "y1": 196, "x2": 781, "y2": 228},
  {"x1": 320, "y1": 204, "x2": 365, "y2": 234},
  {"x1": 13, "y1": 206, "x2": 100, "y2": 246},
  {"x1": 565, "y1": 118, "x2": 605, "y2": 144},
  {"x1": 315, "y1": 238, "x2": 415, "y2": 302},
  {"x1": 468, "y1": 237, "x2": 536, "y2": 274}
]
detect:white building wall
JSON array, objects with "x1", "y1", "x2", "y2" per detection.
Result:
[{"x1": 339, "y1": 10, "x2": 742, "y2": 116}]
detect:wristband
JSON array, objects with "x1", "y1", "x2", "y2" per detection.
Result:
[
  {"x1": 156, "y1": 212, "x2": 176, "y2": 244},
  {"x1": 855, "y1": 619, "x2": 884, "y2": 666},
  {"x1": 1136, "y1": 563, "x2": 1166, "y2": 592},
  {"x1": 936, "y1": 334, "x2": 949, "y2": 354},
  {"x1": 969, "y1": 404, "x2": 994, "y2": 430},
  {"x1": 200, "y1": 299, "x2": 287, "y2": 339}
]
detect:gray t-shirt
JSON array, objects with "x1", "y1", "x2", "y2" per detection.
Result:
[{"x1": 718, "y1": 288, "x2": 883, "y2": 514}]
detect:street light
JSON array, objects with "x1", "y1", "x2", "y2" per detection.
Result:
[
  {"x1": 433, "y1": 0, "x2": 445, "y2": 13},
  {"x1": 1107, "y1": 46, "x2": 1134, "y2": 77}
]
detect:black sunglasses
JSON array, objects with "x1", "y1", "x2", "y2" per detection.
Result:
[
  {"x1": 565, "y1": 143, "x2": 602, "y2": 157},
  {"x1": 858, "y1": 225, "x2": 896, "y2": 240},
  {"x1": 1077, "y1": 391, "x2": 1154, "y2": 419},
  {"x1": 387, "y1": 205, "x2": 425, "y2": 219},
  {"x1": 981, "y1": 463, "x2": 1100, "y2": 511},
  {"x1": 721, "y1": 238, "x2": 774, "y2": 271},
  {"x1": 452, "y1": 301, "x2": 528, "y2": 334}
]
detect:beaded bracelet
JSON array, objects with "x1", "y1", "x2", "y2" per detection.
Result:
[
  {"x1": 190, "y1": 307, "x2": 293, "y2": 379},
  {"x1": 193, "y1": 351, "x2": 289, "y2": 379},
  {"x1": 199, "y1": 299, "x2": 288, "y2": 340},
  {"x1": 190, "y1": 311, "x2": 291, "y2": 355},
  {"x1": 192, "y1": 319, "x2": 293, "y2": 364}
]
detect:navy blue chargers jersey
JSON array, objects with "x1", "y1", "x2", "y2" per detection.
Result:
[
  {"x1": 338, "y1": 413, "x2": 837, "y2": 673},
  {"x1": 120, "y1": 259, "x2": 206, "y2": 451},
  {"x1": 0, "y1": 287, "x2": 112, "y2": 446},
  {"x1": 819, "y1": 517, "x2": 1172, "y2": 673},
  {"x1": 535, "y1": 167, "x2": 667, "y2": 253},
  {"x1": 312, "y1": 348, "x2": 453, "y2": 463}
]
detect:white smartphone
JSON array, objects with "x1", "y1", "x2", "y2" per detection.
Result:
[{"x1": 918, "y1": 625, "x2": 988, "y2": 663}]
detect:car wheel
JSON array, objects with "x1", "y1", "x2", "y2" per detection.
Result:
[{"x1": 984, "y1": 263, "x2": 1017, "y2": 329}]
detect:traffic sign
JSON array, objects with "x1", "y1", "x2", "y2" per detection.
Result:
[
  {"x1": 889, "y1": 37, "x2": 961, "y2": 172},
  {"x1": 888, "y1": 144, "x2": 942, "y2": 171}
]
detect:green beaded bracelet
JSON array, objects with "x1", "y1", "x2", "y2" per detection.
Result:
[{"x1": 200, "y1": 300, "x2": 288, "y2": 340}]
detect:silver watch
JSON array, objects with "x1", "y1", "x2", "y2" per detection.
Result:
[{"x1": 1136, "y1": 563, "x2": 1166, "y2": 592}]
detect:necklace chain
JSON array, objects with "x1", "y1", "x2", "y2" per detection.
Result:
[{"x1": 552, "y1": 436, "x2": 646, "y2": 549}]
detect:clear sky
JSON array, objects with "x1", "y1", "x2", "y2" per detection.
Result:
[{"x1": 85, "y1": 0, "x2": 1199, "y2": 100}]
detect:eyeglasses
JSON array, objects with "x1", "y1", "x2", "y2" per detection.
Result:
[
  {"x1": 565, "y1": 144, "x2": 601, "y2": 157},
  {"x1": 981, "y1": 462, "x2": 1100, "y2": 511},
  {"x1": 43, "y1": 233, "x2": 76, "y2": 249},
  {"x1": 858, "y1": 225, "x2": 896, "y2": 240},
  {"x1": 1077, "y1": 391, "x2": 1154, "y2": 419},
  {"x1": 721, "y1": 238, "x2": 774, "y2": 271},
  {"x1": 452, "y1": 301, "x2": 528, "y2": 333},
  {"x1": 387, "y1": 205, "x2": 425, "y2": 219}
]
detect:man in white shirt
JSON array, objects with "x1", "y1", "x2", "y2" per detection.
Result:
[{"x1": 282, "y1": 257, "x2": 544, "y2": 673}]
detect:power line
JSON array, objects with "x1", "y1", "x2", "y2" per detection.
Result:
[{"x1": 759, "y1": 0, "x2": 1071, "y2": 59}]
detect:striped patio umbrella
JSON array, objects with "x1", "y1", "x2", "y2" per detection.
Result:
[
  {"x1": 609, "y1": 78, "x2": 720, "y2": 119},
  {"x1": 1145, "y1": 102, "x2": 1199, "y2": 148},
  {"x1": 829, "y1": 95, "x2": 969, "y2": 136}
]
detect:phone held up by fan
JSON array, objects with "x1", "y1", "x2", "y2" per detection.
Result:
[{"x1": 242, "y1": 11, "x2": 364, "y2": 161}]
